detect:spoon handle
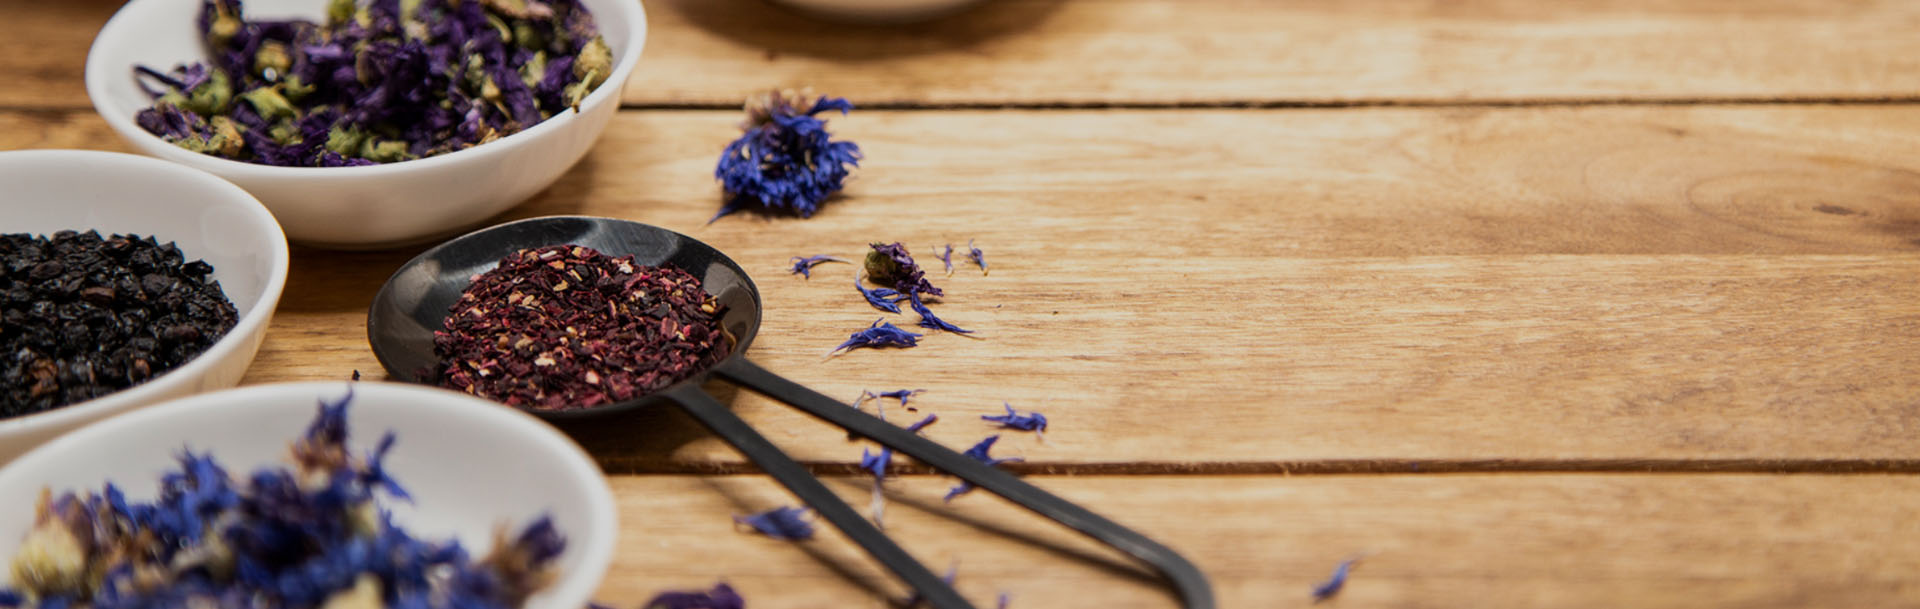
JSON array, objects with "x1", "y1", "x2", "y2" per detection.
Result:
[
  {"x1": 715, "y1": 359, "x2": 1217, "y2": 609},
  {"x1": 663, "y1": 385, "x2": 977, "y2": 609}
]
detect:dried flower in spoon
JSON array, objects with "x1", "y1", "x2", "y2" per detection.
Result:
[{"x1": 712, "y1": 89, "x2": 862, "y2": 221}]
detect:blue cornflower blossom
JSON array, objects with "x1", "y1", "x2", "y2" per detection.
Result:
[
  {"x1": 855, "y1": 276, "x2": 910, "y2": 313},
  {"x1": 789, "y1": 254, "x2": 848, "y2": 279},
  {"x1": 982, "y1": 403, "x2": 1047, "y2": 434},
  {"x1": 1312, "y1": 558, "x2": 1362, "y2": 602},
  {"x1": 865, "y1": 242, "x2": 942, "y2": 299},
  {"x1": 639, "y1": 583, "x2": 744, "y2": 609},
  {"x1": 944, "y1": 435, "x2": 1024, "y2": 501},
  {"x1": 733, "y1": 506, "x2": 815, "y2": 540},
  {"x1": 713, "y1": 90, "x2": 863, "y2": 221},
  {"x1": 829, "y1": 319, "x2": 922, "y2": 357}
]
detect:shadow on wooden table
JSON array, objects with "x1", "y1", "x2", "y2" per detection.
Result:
[
  {"x1": 661, "y1": 0, "x2": 1069, "y2": 61},
  {"x1": 551, "y1": 380, "x2": 747, "y2": 470}
]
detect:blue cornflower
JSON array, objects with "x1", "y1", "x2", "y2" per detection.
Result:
[
  {"x1": 712, "y1": 90, "x2": 863, "y2": 221},
  {"x1": 788, "y1": 254, "x2": 848, "y2": 279},
  {"x1": 855, "y1": 276, "x2": 909, "y2": 314},
  {"x1": 733, "y1": 506, "x2": 815, "y2": 540},
  {"x1": 944, "y1": 435, "x2": 1023, "y2": 501},
  {"x1": 910, "y1": 294, "x2": 973, "y2": 335},
  {"x1": 937, "y1": 244, "x2": 955, "y2": 276},
  {"x1": 982, "y1": 403, "x2": 1047, "y2": 434},
  {"x1": 829, "y1": 319, "x2": 922, "y2": 357},
  {"x1": 640, "y1": 583, "x2": 745, "y2": 609},
  {"x1": 1312, "y1": 558, "x2": 1362, "y2": 602},
  {"x1": 966, "y1": 239, "x2": 988, "y2": 275},
  {"x1": 865, "y1": 242, "x2": 942, "y2": 298}
]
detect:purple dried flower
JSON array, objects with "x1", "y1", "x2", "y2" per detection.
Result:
[
  {"x1": 909, "y1": 294, "x2": 973, "y2": 335},
  {"x1": 734, "y1": 506, "x2": 814, "y2": 540},
  {"x1": 712, "y1": 90, "x2": 862, "y2": 221},
  {"x1": 998, "y1": 592, "x2": 1011, "y2": 609},
  {"x1": 829, "y1": 319, "x2": 922, "y2": 357},
  {"x1": 966, "y1": 239, "x2": 988, "y2": 275},
  {"x1": 877, "y1": 389, "x2": 925, "y2": 408},
  {"x1": 982, "y1": 403, "x2": 1047, "y2": 434},
  {"x1": 861, "y1": 413, "x2": 937, "y2": 526},
  {"x1": 944, "y1": 435, "x2": 1023, "y2": 501},
  {"x1": 641, "y1": 583, "x2": 745, "y2": 609},
  {"x1": 864, "y1": 242, "x2": 942, "y2": 298},
  {"x1": 937, "y1": 244, "x2": 955, "y2": 276},
  {"x1": 1312, "y1": 558, "x2": 1360, "y2": 602},
  {"x1": 789, "y1": 254, "x2": 848, "y2": 279},
  {"x1": 855, "y1": 276, "x2": 909, "y2": 314}
]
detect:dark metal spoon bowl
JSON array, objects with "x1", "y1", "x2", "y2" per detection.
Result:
[{"x1": 367, "y1": 216, "x2": 1214, "y2": 609}]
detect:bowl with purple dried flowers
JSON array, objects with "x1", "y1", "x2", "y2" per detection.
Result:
[
  {"x1": 0, "y1": 150, "x2": 288, "y2": 464},
  {"x1": 0, "y1": 381, "x2": 616, "y2": 609},
  {"x1": 84, "y1": 0, "x2": 648, "y2": 248}
]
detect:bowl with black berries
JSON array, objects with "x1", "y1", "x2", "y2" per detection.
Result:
[
  {"x1": 0, "y1": 150, "x2": 289, "y2": 462},
  {"x1": 84, "y1": 0, "x2": 649, "y2": 249}
]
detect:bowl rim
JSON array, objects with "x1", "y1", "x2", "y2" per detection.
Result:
[
  {"x1": 83, "y1": 0, "x2": 649, "y2": 177},
  {"x1": 0, "y1": 380, "x2": 618, "y2": 609},
  {"x1": 0, "y1": 149, "x2": 291, "y2": 440}
]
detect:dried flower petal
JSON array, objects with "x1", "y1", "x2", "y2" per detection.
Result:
[
  {"x1": 909, "y1": 294, "x2": 973, "y2": 335},
  {"x1": 877, "y1": 389, "x2": 925, "y2": 408},
  {"x1": 788, "y1": 254, "x2": 848, "y2": 279},
  {"x1": 712, "y1": 90, "x2": 862, "y2": 221},
  {"x1": 1312, "y1": 558, "x2": 1360, "y2": 602},
  {"x1": 966, "y1": 239, "x2": 988, "y2": 275},
  {"x1": 855, "y1": 276, "x2": 909, "y2": 314},
  {"x1": 944, "y1": 435, "x2": 1023, "y2": 501},
  {"x1": 828, "y1": 319, "x2": 922, "y2": 357},
  {"x1": 733, "y1": 506, "x2": 814, "y2": 541},
  {"x1": 981, "y1": 402, "x2": 1047, "y2": 434},
  {"x1": 640, "y1": 583, "x2": 745, "y2": 609},
  {"x1": 937, "y1": 244, "x2": 955, "y2": 276}
]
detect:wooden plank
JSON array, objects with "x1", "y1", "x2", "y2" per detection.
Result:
[
  {"x1": 5, "y1": 107, "x2": 1920, "y2": 466},
  {"x1": 594, "y1": 474, "x2": 1920, "y2": 608},
  {"x1": 19, "y1": 0, "x2": 1920, "y2": 109}
]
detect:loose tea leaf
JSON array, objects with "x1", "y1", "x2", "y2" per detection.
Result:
[
  {"x1": 712, "y1": 90, "x2": 862, "y2": 221},
  {"x1": 432, "y1": 245, "x2": 731, "y2": 410},
  {"x1": 133, "y1": 0, "x2": 610, "y2": 166},
  {"x1": 1, "y1": 231, "x2": 238, "y2": 418}
]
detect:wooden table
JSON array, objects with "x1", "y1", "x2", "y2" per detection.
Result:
[{"x1": 8, "y1": 1, "x2": 1920, "y2": 606}]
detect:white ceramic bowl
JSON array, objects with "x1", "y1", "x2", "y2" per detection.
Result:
[
  {"x1": 0, "y1": 150, "x2": 288, "y2": 463},
  {"x1": 85, "y1": 0, "x2": 649, "y2": 249},
  {"x1": 769, "y1": 0, "x2": 990, "y2": 23},
  {"x1": 0, "y1": 382, "x2": 616, "y2": 609}
]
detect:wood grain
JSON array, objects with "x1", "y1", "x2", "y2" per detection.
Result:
[
  {"x1": 15, "y1": 0, "x2": 1920, "y2": 110},
  {"x1": 5, "y1": 106, "x2": 1919, "y2": 466},
  {"x1": 597, "y1": 474, "x2": 1920, "y2": 608}
]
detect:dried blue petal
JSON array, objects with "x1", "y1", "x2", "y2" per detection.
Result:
[
  {"x1": 788, "y1": 254, "x2": 848, "y2": 279},
  {"x1": 878, "y1": 389, "x2": 925, "y2": 408},
  {"x1": 855, "y1": 277, "x2": 909, "y2": 314},
  {"x1": 944, "y1": 435, "x2": 1023, "y2": 501},
  {"x1": 909, "y1": 294, "x2": 973, "y2": 335},
  {"x1": 966, "y1": 239, "x2": 988, "y2": 275},
  {"x1": 712, "y1": 90, "x2": 862, "y2": 221},
  {"x1": 998, "y1": 592, "x2": 1011, "y2": 609},
  {"x1": 982, "y1": 403, "x2": 1047, "y2": 433},
  {"x1": 864, "y1": 242, "x2": 942, "y2": 298},
  {"x1": 1312, "y1": 558, "x2": 1360, "y2": 602},
  {"x1": 829, "y1": 319, "x2": 922, "y2": 356},
  {"x1": 937, "y1": 244, "x2": 955, "y2": 276},
  {"x1": 641, "y1": 583, "x2": 745, "y2": 609},
  {"x1": 734, "y1": 506, "x2": 814, "y2": 540}
]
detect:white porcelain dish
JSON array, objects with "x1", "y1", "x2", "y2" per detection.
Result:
[
  {"x1": 84, "y1": 0, "x2": 649, "y2": 249},
  {"x1": 769, "y1": 0, "x2": 990, "y2": 23},
  {"x1": 0, "y1": 150, "x2": 288, "y2": 463},
  {"x1": 0, "y1": 381, "x2": 617, "y2": 609}
]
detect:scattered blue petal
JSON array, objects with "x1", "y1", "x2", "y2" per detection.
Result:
[
  {"x1": 982, "y1": 403, "x2": 1047, "y2": 433},
  {"x1": 641, "y1": 583, "x2": 745, "y2": 609},
  {"x1": 855, "y1": 277, "x2": 909, "y2": 313},
  {"x1": 788, "y1": 254, "x2": 848, "y2": 279},
  {"x1": 998, "y1": 592, "x2": 1011, "y2": 609},
  {"x1": 1312, "y1": 558, "x2": 1360, "y2": 602},
  {"x1": 713, "y1": 91, "x2": 862, "y2": 221},
  {"x1": 0, "y1": 588, "x2": 20, "y2": 607},
  {"x1": 910, "y1": 294, "x2": 974, "y2": 334},
  {"x1": 734, "y1": 506, "x2": 815, "y2": 540},
  {"x1": 966, "y1": 239, "x2": 988, "y2": 275},
  {"x1": 879, "y1": 389, "x2": 926, "y2": 408},
  {"x1": 944, "y1": 435, "x2": 1024, "y2": 501},
  {"x1": 938, "y1": 244, "x2": 955, "y2": 276},
  {"x1": 829, "y1": 319, "x2": 922, "y2": 356}
]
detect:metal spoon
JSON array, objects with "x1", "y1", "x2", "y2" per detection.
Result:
[{"x1": 366, "y1": 216, "x2": 1214, "y2": 609}]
